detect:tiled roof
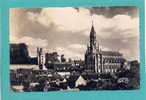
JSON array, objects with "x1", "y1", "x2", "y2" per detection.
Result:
[{"x1": 100, "y1": 51, "x2": 123, "y2": 56}]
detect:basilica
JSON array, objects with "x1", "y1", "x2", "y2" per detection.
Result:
[{"x1": 85, "y1": 23, "x2": 127, "y2": 74}]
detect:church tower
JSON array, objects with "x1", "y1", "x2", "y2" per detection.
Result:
[{"x1": 85, "y1": 21, "x2": 98, "y2": 73}]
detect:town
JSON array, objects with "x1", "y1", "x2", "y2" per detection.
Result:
[{"x1": 10, "y1": 23, "x2": 140, "y2": 92}]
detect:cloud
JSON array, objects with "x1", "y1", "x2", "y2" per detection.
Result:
[
  {"x1": 83, "y1": 6, "x2": 138, "y2": 18},
  {"x1": 27, "y1": 8, "x2": 92, "y2": 33},
  {"x1": 10, "y1": 7, "x2": 139, "y2": 60},
  {"x1": 92, "y1": 14, "x2": 139, "y2": 38}
]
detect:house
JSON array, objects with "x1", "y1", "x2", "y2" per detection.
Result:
[{"x1": 75, "y1": 75, "x2": 87, "y2": 87}]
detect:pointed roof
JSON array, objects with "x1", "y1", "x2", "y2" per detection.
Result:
[
  {"x1": 77, "y1": 75, "x2": 86, "y2": 81},
  {"x1": 90, "y1": 19, "x2": 96, "y2": 40},
  {"x1": 90, "y1": 24, "x2": 95, "y2": 37},
  {"x1": 89, "y1": 20, "x2": 97, "y2": 51},
  {"x1": 75, "y1": 75, "x2": 87, "y2": 87}
]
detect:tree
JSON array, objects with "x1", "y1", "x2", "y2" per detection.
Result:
[{"x1": 61, "y1": 54, "x2": 66, "y2": 63}]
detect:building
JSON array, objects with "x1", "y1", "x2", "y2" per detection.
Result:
[
  {"x1": 85, "y1": 22, "x2": 126, "y2": 74},
  {"x1": 75, "y1": 75, "x2": 87, "y2": 87},
  {"x1": 10, "y1": 43, "x2": 30, "y2": 64},
  {"x1": 45, "y1": 52, "x2": 84, "y2": 72},
  {"x1": 37, "y1": 47, "x2": 45, "y2": 69}
]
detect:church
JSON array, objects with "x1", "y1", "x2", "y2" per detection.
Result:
[{"x1": 85, "y1": 22, "x2": 126, "y2": 74}]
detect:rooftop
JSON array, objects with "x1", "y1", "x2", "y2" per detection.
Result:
[{"x1": 100, "y1": 51, "x2": 123, "y2": 56}]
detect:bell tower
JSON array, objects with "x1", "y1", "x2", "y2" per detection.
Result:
[{"x1": 85, "y1": 20, "x2": 98, "y2": 73}]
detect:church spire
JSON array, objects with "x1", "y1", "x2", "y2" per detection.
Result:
[
  {"x1": 90, "y1": 19, "x2": 96, "y2": 52},
  {"x1": 92, "y1": 17, "x2": 94, "y2": 26}
]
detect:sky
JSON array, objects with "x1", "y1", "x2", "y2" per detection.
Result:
[{"x1": 10, "y1": 7, "x2": 139, "y2": 61}]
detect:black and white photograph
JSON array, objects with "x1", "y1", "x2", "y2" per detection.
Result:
[{"x1": 10, "y1": 7, "x2": 140, "y2": 92}]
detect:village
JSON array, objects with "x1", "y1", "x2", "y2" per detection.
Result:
[
  {"x1": 10, "y1": 23, "x2": 140, "y2": 92},
  {"x1": 10, "y1": 59, "x2": 139, "y2": 92}
]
